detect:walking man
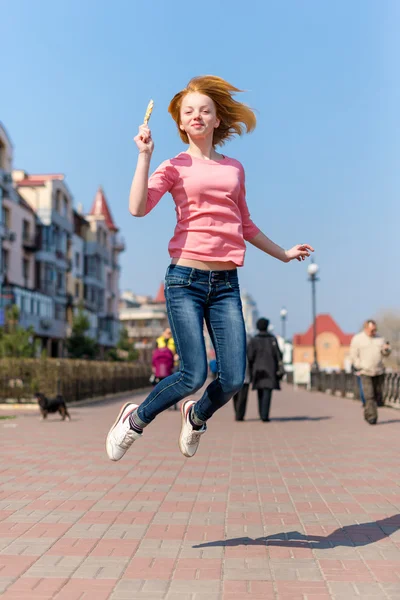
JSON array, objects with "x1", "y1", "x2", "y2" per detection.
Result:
[
  {"x1": 247, "y1": 318, "x2": 284, "y2": 422},
  {"x1": 350, "y1": 319, "x2": 391, "y2": 424}
]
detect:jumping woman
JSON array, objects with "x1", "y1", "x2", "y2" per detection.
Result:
[{"x1": 106, "y1": 75, "x2": 313, "y2": 461}]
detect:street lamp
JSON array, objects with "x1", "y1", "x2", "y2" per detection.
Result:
[
  {"x1": 307, "y1": 261, "x2": 319, "y2": 372},
  {"x1": 280, "y1": 307, "x2": 288, "y2": 341}
]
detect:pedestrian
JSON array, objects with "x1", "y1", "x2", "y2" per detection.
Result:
[
  {"x1": 156, "y1": 327, "x2": 176, "y2": 354},
  {"x1": 106, "y1": 75, "x2": 313, "y2": 461},
  {"x1": 247, "y1": 318, "x2": 284, "y2": 422},
  {"x1": 232, "y1": 353, "x2": 251, "y2": 421},
  {"x1": 151, "y1": 344, "x2": 174, "y2": 386},
  {"x1": 350, "y1": 319, "x2": 391, "y2": 424}
]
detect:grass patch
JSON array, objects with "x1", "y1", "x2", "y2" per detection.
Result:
[{"x1": 0, "y1": 415, "x2": 16, "y2": 420}]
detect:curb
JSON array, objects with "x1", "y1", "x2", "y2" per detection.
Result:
[{"x1": 0, "y1": 387, "x2": 152, "y2": 412}]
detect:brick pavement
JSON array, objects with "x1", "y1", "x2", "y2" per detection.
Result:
[{"x1": 1, "y1": 383, "x2": 400, "y2": 599}]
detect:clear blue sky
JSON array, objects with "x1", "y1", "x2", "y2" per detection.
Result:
[{"x1": 2, "y1": 0, "x2": 398, "y2": 337}]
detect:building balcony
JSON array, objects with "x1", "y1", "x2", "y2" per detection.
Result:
[
  {"x1": 3, "y1": 228, "x2": 16, "y2": 243},
  {"x1": 113, "y1": 235, "x2": 125, "y2": 252},
  {"x1": 37, "y1": 282, "x2": 56, "y2": 297},
  {"x1": 2, "y1": 284, "x2": 66, "y2": 339},
  {"x1": 85, "y1": 241, "x2": 110, "y2": 262},
  {"x1": 22, "y1": 234, "x2": 37, "y2": 251},
  {"x1": 124, "y1": 325, "x2": 165, "y2": 339}
]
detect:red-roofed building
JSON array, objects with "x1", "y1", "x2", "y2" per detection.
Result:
[
  {"x1": 293, "y1": 314, "x2": 354, "y2": 371},
  {"x1": 153, "y1": 282, "x2": 166, "y2": 304},
  {"x1": 88, "y1": 186, "x2": 118, "y2": 232}
]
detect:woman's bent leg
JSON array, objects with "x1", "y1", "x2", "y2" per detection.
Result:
[{"x1": 136, "y1": 281, "x2": 208, "y2": 426}]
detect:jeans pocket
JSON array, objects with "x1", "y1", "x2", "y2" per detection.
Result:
[{"x1": 165, "y1": 275, "x2": 192, "y2": 289}]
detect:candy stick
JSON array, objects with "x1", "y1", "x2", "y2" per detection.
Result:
[{"x1": 143, "y1": 99, "x2": 154, "y2": 125}]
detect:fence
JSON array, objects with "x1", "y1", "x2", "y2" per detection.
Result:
[
  {"x1": 0, "y1": 358, "x2": 151, "y2": 403},
  {"x1": 286, "y1": 369, "x2": 400, "y2": 410}
]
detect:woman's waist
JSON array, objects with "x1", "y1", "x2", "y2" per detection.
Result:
[{"x1": 171, "y1": 257, "x2": 237, "y2": 271}]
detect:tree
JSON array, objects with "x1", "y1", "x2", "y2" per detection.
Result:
[
  {"x1": 375, "y1": 309, "x2": 400, "y2": 370},
  {"x1": 0, "y1": 305, "x2": 38, "y2": 358},
  {"x1": 107, "y1": 327, "x2": 138, "y2": 361},
  {"x1": 66, "y1": 307, "x2": 98, "y2": 359}
]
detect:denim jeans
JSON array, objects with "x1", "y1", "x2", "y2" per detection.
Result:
[{"x1": 135, "y1": 264, "x2": 246, "y2": 426}]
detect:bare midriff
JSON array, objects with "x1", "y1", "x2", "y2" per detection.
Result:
[{"x1": 171, "y1": 257, "x2": 237, "y2": 271}]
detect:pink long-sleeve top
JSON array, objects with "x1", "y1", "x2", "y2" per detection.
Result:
[{"x1": 145, "y1": 152, "x2": 260, "y2": 267}]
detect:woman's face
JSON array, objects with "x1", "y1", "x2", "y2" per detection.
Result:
[{"x1": 180, "y1": 92, "x2": 220, "y2": 142}]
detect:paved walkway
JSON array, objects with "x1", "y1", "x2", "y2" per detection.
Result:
[{"x1": 1, "y1": 383, "x2": 400, "y2": 600}]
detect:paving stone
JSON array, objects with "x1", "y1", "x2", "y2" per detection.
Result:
[{"x1": 1, "y1": 386, "x2": 400, "y2": 599}]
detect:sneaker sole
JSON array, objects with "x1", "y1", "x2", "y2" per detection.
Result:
[
  {"x1": 106, "y1": 402, "x2": 137, "y2": 461},
  {"x1": 179, "y1": 400, "x2": 195, "y2": 458}
]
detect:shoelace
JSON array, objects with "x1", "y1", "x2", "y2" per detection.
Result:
[
  {"x1": 186, "y1": 428, "x2": 204, "y2": 446},
  {"x1": 117, "y1": 429, "x2": 136, "y2": 449}
]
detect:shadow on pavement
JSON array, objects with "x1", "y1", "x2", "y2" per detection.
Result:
[
  {"x1": 376, "y1": 419, "x2": 400, "y2": 425},
  {"x1": 193, "y1": 514, "x2": 400, "y2": 550},
  {"x1": 242, "y1": 416, "x2": 332, "y2": 422}
]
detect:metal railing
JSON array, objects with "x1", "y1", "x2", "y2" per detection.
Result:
[{"x1": 286, "y1": 369, "x2": 400, "y2": 410}]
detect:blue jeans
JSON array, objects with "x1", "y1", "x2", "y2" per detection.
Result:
[{"x1": 135, "y1": 265, "x2": 246, "y2": 426}]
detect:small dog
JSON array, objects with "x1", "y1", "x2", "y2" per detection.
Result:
[{"x1": 35, "y1": 393, "x2": 71, "y2": 421}]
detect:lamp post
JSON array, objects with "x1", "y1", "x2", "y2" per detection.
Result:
[
  {"x1": 307, "y1": 261, "x2": 319, "y2": 372},
  {"x1": 280, "y1": 307, "x2": 288, "y2": 341}
]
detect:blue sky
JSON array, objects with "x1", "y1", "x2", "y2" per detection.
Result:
[{"x1": 2, "y1": 0, "x2": 398, "y2": 337}]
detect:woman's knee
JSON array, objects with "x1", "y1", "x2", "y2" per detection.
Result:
[
  {"x1": 181, "y1": 369, "x2": 208, "y2": 394},
  {"x1": 219, "y1": 372, "x2": 245, "y2": 396}
]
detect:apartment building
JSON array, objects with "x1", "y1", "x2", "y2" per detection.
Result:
[{"x1": 0, "y1": 122, "x2": 125, "y2": 357}]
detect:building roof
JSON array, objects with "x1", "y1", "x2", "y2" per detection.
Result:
[
  {"x1": 16, "y1": 173, "x2": 64, "y2": 187},
  {"x1": 154, "y1": 283, "x2": 166, "y2": 303},
  {"x1": 293, "y1": 314, "x2": 353, "y2": 346},
  {"x1": 88, "y1": 186, "x2": 118, "y2": 232}
]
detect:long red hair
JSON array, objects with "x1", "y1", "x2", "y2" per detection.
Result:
[{"x1": 168, "y1": 75, "x2": 256, "y2": 146}]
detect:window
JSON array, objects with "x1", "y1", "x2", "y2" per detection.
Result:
[
  {"x1": 63, "y1": 196, "x2": 68, "y2": 217},
  {"x1": 2, "y1": 206, "x2": 10, "y2": 229},
  {"x1": 2, "y1": 249, "x2": 9, "y2": 274},
  {"x1": 57, "y1": 271, "x2": 64, "y2": 292},
  {"x1": 75, "y1": 252, "x2": 80, "y2": 269},
  {"x1": 323, "y1": 342, "x2": 331, "y2": 349},
  {"x1": 41, "y1": 226, "x2": 53, "y2": 252},
  {"x1": 22, "y1": 220, "x2": 30, "y2": 242},
  {"x1": 22, "y1": 258, "x2": 29, "y2": 283},
  {"x1": 55, "y1": 190, "x2": 62, "y2": 213},
  {"x1": 75, "y1": 282, "x2": 80, "y2": 298},
  {"x1": 55, "y1": 303, "x2": 65, "y2": 321},
  {"x1": 0, "y1": 139, "x2": 6, "y2": 170}
]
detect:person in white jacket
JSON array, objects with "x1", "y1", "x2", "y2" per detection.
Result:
[{"x1": 350, "y1": 320, "x2": 391, "y2": 424}]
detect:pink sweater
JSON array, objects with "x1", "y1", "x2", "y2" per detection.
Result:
[{"x1": 145, "y1": 153, "x2": 260, "y2": 266}]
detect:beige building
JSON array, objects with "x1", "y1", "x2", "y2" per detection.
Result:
[
  {"x1": 293, "y1": 314, "x2": 353, "y2": 371},
  {"x1": 119, "y1": 284, "x2": 169, "y2": 358}
]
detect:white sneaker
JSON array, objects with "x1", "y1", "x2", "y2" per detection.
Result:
[
  {"x1": 179, "y1": 400, "x2": 206, "y2": 458},
  {"x1": 106, "y1": 403, "x2": 142, "y2": 461}
]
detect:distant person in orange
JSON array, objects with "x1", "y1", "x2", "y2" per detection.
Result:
[{"x1": 350, "y1": 319, "x2": 391, "y2": 425}]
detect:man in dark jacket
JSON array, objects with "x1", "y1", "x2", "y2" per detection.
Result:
[{"x1": 247, "y1": 318, "x2": 283, "y2": 422}]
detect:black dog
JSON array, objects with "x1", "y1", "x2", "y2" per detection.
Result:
[{"x1": 35, "y1": 393, "x2": 71, "y2": 421}]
